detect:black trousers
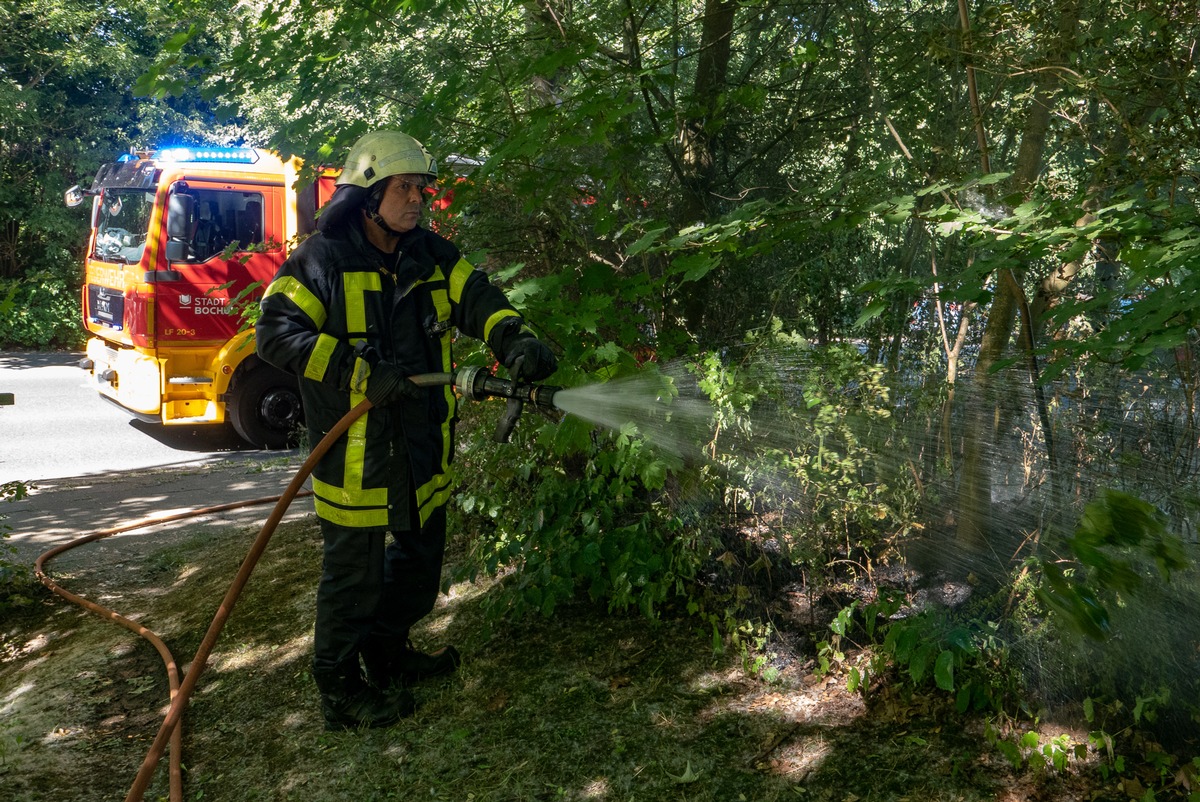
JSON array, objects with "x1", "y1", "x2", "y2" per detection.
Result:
[{"x1": 312, "y1": 505, "x2": 447, "y2": 673}]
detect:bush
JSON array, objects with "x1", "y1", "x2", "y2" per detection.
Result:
[
  {"x1": 447, "y1": 331, "x2": 931, "y2": 622},
  {"x1": 452, "y1": 394, "x2": 721, "y2": 620},
  {"x1": 0, "y1": 270, "x2": 85, "y2": 350},
  {"x1": 697, "y1": 332, "x2": 922, "y2": 574},
  {"x1": 1, "y1": 480, "x2": 35, "y2": 614},
  {"x1": 1021, "y1": 489, "x2": 1200, "y2": 746}
]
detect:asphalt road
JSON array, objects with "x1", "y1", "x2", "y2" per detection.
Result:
[
  {"x1": 0, "y1": 350, "x2": 312, "y2": 566},
  {"x1": 0, "y1": 350, "x2": 268, "y2": 484}
]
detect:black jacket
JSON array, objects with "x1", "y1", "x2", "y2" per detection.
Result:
[{"x1": 256, "y1": 218, "x2": 523, "y2": 530}]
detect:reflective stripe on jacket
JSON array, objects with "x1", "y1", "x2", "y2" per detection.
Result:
[{"x1": 256, "y1": 219, "x2": 522, "y2": 530}]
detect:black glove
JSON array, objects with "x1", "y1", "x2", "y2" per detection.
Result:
[
  {"x1": 364, "y1": 362, "x2": 423, "y2": 407},
  {"x1": 504, "y1": 335, "x2": 557, "y2": 382}
]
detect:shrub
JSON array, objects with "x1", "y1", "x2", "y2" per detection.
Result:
[
  {"x1": 0, "y1": 270, "x2": 85, "y2": 350},
  {"x1": 1, "y1": 480, "x2": 35, "y2": 614},
  {"x1": 452, "y1": 395, "x2": 721, "y2": 620},
  {"x1": 697, "y1": 332, "x2": 922, "y2": 574}
]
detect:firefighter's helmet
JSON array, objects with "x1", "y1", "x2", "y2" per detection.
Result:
[{"x1": 336, "y1": 131, "x2": 437, "y2": 188}]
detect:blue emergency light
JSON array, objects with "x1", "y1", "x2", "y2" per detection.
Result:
[{"x1": 155, "y1": 147, "x2": 259, "y2": 165}]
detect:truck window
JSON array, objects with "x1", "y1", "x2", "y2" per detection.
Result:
[
  {"x1": 168, "y1": 189, "x2": 268, "y2": 262},
  {"x1": 93, "y1": 190, "x2": 154, "y2": 264}
]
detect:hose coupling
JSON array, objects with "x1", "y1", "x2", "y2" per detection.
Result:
[{"x1": 451, "y1": 366, "x2": 560, "y2": 443}]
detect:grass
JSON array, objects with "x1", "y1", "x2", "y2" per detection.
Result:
[{"x1": 0, "y1": 514, "x2": 1136, "y2": 802}]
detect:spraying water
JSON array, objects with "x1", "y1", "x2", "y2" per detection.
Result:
[
  {"x1": 539, "y1": 343, "x2": 1200, "y2": 739},
  {"x1": 551, "y1": 368, "x2": 716, "y2": 461}
]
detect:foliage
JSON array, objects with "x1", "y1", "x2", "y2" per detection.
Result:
[
  {"x1": 0, "y1": 480, "x2": 34, "y2": 613},
  {"x1": 864, "y1": 180, "x2": 1200, "y2": 386},
  {"x1": 1035, "y1": 488, "x2": 1189, "y2": 641},
  {"x1": 0, "y1": 0, "x2": 242, "y2": 342},
  {"x1": 5, "y1": 0, "x2": 1200, "y2": 783},
  {"x1": 1080, "y1": 696, "x2": 1200, "y2": 800},
  {"x1": 817, "y1": 577, "x2": 1200, "y2": 797},
  {"x1": 822, "y1": 592, "x2": 1024, "y2": 719},
  {"x1": 0, "y1": 270, "x2": 86, "y2": 349},
  {"x1": 697, "y1": 332, "x2": 922, "y2": 571},
  {"x1": 805, "y1": 483, "x2": 1200, "y2": 792},
  {"x1": 4, "y1": 516, "x2": 1115, "y2": 802},
  {"x1": 452, "y1": 386, "x2": 719, "y2": 621}
]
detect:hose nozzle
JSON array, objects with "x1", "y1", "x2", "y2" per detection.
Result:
[{"x1": 452, "y1": 365, "x2": 560, "y2": 443}]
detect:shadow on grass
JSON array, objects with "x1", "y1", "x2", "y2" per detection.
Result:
[{"x1": 1, "y1": 518, "x2": 1093, "y2": 802}]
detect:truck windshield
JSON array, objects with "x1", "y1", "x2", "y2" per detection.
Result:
[{"x1": 92, "y1": 190, "x2": 154, "y2": 264}]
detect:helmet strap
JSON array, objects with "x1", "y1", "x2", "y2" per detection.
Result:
[
  {"x1": 363, "y1": 182, "x2": 407, "y2": 239},
  {"x1": 367, "y1": 209, "x2": 407, "y2": 239}
]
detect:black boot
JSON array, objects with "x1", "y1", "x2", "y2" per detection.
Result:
[
  {"x1": 313, "y1": 661, "x2": 414, "y2": 731},
  {"x1": 363, "y1": 637, "x2": 461, "y2": 690},
  {"x1": 361, "y1": 639, "x2": 405, "y2": 694},
  {"x1": 395, "y1": 639, "x2": 461, "y2": 684}
]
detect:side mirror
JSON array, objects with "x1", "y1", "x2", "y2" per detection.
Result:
[
  {"x1": 165, "y1": 241, "x2": 190, "y2": 262},
  {"x1": 166, "y1": 192, "x2": 196, "y2": 262},
  {"x1": 64, "y1": 185, "x2": 85, "y2": 208},
  {"x1": 166, "y1": 192, "x2": 195, "y2": 242}
]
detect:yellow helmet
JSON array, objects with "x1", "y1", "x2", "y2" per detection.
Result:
[{"x1": 336, "y1": 131, "x2": 437, "y2": 188}]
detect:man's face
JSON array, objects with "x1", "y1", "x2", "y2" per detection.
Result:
[{"x1": 376, "y1": 173, "x2": 430, "y2": 234}]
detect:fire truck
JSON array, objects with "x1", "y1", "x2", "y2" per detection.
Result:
[{"x1": 65, "y1": 147, "x2": 337, "y2": 448}]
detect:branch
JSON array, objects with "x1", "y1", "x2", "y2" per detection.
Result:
[{"x1": 957, "y1": 0, "x2": 992, "y2": 173}]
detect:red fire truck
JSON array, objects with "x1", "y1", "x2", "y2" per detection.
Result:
[{"x1": 65, "y1": 147, "x2": 337, "y2": 448}]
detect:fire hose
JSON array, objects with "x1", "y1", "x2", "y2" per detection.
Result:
[{"x1": 34, "y1": 367, "x2": 559, "y2": 802}]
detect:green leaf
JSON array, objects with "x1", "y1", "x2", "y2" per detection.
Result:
[
  {"x1": 1059, "y1": 238, "x2": 1092, "y2": 264},
  {"x1": 667, "y1": 761, "x2": 701, "y2": 784},
  {"x1": 853, "y1": 300, "x2": 888, "y2": 329},
  {"x1": 162, "y1": 25, "x2": 198, "y2": 54},
  {"x1": 592, "y1": 341, "x2": 623, "y2": 363},
  {"x1": 972, "y1": 171, "x2": 1012, "y2": 186},
  {"x1": 626, "y1": 227, "x2": 668, "y2": 257},
  {"x1": 791, "y1": 41, "x2": 819, "y2": 64},
  {"x1": 0, "y1": 284, "x2": 16, "y2": 318},
  {"x1": 909, "y1": 643, "x2": 933, "y2": 684},
  {"x1": 639, "y1": 459, "x2": 667, "y2": 490},
  {"x1": 581, "y1": 542, "x2": 601, "y2": 565},
  {"x1": 996, "y1": 739, "x2": 1022, "y2": 767},
  {"x1": 894, "y1": 624, "x2": 919, "y2": 663},
  {"x1": 934, "y1": 650, "x2": 954, "y2": 691},
  {"x1": 671, "y1": 253, "x2": 717, "y2": 282},
  {"x1": 916, "y1": 180, "x2": 956, "y2": 197}
]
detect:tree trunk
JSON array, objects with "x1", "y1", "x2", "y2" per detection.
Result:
[
  {"x1": 675, "y1": 0, "x2": 737, "y2": 334},
  {"x1": 956, "y1": 0, "x2": 1079, "y2": 554},
  {"x1": 677, "y1": 0, "x2": 737, "y2": 225}
]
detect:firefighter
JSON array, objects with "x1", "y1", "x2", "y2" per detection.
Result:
[{"x1": 255, "y1": 131, "x2": 556, "y2": 730}]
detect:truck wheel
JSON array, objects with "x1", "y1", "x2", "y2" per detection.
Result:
[{"x1": 228, "y1": 365, "x2": 304, "y2": 449}]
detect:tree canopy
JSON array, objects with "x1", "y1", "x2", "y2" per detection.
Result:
[{"x1": 2, "y1": 2, "x2": 1199, "y2": 785}]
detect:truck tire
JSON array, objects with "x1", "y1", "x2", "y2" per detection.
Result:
[{"x1": 228, "y1": 363, "x2": 304, "y2": 449}]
